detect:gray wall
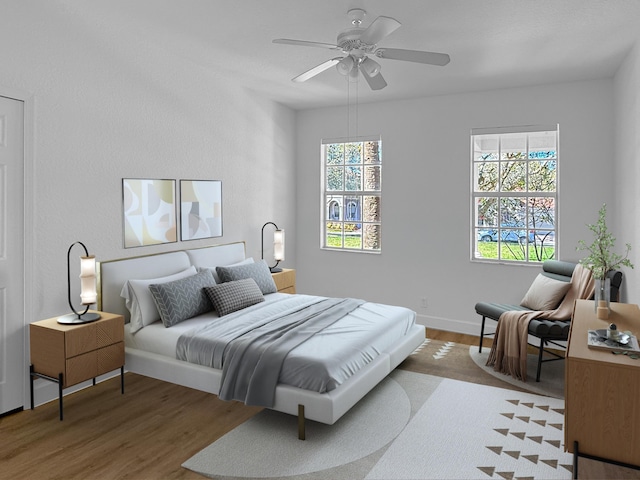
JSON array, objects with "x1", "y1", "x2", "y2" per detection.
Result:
[
  {"x1": 0, "y1": 3, "x2": 297, "y2": 322},
  {"x1": 295, "y1": 79, "x2": 624, "y2": 335}
]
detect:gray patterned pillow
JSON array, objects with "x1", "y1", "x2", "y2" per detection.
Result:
[
  {"x1": 216, "y1": 259, "x2": 277, "y2": 294},
  {"x1": 203, "y1": 278, "x2": 265, "y2": 316},
  {"x1": 149, "y1": 269, "x2": 216, "y2": 327}
]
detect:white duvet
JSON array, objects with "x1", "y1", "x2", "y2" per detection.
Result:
[{"x1": 125, "y1": 293, "x2": 417, "y2": 393}]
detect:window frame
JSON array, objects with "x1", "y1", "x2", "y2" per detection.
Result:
[
  {"x1": 471, "y1": 125, "x2": 559, "y2": 265},
  {"x1": 321, "y1": 136, "x2": 382, "y2": 253}
]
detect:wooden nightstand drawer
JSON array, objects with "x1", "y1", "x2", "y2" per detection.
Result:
[
  {"x1": 66, "y1": 351, "x2": 97, "y2": 387},
  {"x1": 98, "y1": 342, "x2": 125, "y2": 375},
  {"x1": 272, "y1": 269, "x2": 296, "y2": 294}
]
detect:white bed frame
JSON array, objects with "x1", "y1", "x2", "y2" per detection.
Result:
[{"x1": 98, "y1": 241, "x2": 425, "y2": 439}]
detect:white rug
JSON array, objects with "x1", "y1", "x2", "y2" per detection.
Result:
[
  {"x1": 183, "y1": 371, "x2": 573, "y2": 479},
  {"x1": 469, "y1": 346, "x2": 565, "y2": 399}
]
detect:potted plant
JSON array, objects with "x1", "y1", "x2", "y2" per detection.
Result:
[{"x1": 577, "y1": 204, "x2": 634, "y2": 319}]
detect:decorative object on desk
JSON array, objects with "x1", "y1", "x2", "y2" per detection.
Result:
[
  {"x1": 180, "y1": 179, "x2": 222, "y2": 241},
  {"x1": 261, "y1": 221, "x2": 285, "y2": 273},
  {"x1": 587, "y1": 328, "x2": 640, "y2": 353},
  {"x1": 122, "y1": 178, "x2": 177, "y2": 248},
  {"x1": 577, "y1": 203, "x2": 634, "y2": 319},
  {"x1": 57, "y1": 242, "x2": 101, "y2": 324}
]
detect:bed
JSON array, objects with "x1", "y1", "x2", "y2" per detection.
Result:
[{"x1": 98, "y1": 241, "x2": 425, "y2": 439}]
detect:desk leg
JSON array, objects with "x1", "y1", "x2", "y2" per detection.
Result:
[
  {"x1": 573, "y1": 441, "x2": 579, "y2": 479},
  {"x1": 121, "y1": 367, "x2": 125, "y2": 394}
]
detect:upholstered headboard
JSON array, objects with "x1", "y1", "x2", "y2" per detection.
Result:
[{"x1": 98, "y1": 241, "x2": 246, "y2": 322}]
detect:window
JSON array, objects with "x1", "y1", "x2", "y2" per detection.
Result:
[
  {"x1": 472, "y1": 125, "x2": 558, "y2": 263},
  {"x1": 322, "y1": 137, "x2": 381, "y2": 252}
]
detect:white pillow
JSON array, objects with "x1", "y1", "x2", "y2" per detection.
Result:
[
  {"x1": 520, "y1": 273, "x2": 571, "y2": 311},
  {"x1": 202, "y1": 257, "x2": 254, "y2": 283},
  {"x1": 121, "y1": 266, "x2": 197, "y2": 333}
]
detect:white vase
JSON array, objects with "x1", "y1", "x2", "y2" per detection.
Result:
[{"x1": 594, "y1": 277, "x2": 611, "y2": 320}]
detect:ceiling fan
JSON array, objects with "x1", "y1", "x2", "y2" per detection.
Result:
[{"x1": 273, "y1": 8, "x2": 450, "y2": 90}]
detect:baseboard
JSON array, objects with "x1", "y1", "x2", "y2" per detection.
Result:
[{"x1": 415, "y1": 313, "x2": 485, "y2": 337}]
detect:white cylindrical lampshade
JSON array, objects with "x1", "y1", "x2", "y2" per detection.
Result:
[
  {"x1": 274, "y1": 229, "x2": 285, "y2": 262},
  {"x1": 79, "y1": 255, "x2": 97, "y2": 305}
]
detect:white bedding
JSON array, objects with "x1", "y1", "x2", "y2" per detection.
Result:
[{"x1": 125, "y1": 292, "x2": 417, "y2": 394}]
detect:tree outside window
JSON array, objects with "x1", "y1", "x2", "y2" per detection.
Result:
[
  {"x1": 322, "y1": 137, "x2": 381, "y2": 252},
  {"x1": 472, "y1": 126, "x2": 558, "y2": 263}
]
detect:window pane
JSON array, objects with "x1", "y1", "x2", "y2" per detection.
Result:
[
  {"x1": 326, "y1": 195, "x2": 342, "y2": 220},
  {"x1": 363, "y1": 195, "x2": 380, "y2": 222},
  {"x1": 363, "y1": 224, "x2": 381, "y2": 250},
  {"x1": 500, "y1": 161, "x2": 526, "y2": 192},
  {"x1": 345, "y1": 197, "x2": 360, "y2": 221},
  {"x1": 326, "y1": 222, "x2": 343, "y2": 248},
  {"x1": 345, "y1": 166, "x2": 362, "y2": 191},
  {"x1": 476, "y1": 197, "x2": 498, "y2": 227},
  {"x1": 528, "y1": 160, "x2": 557, "y2": 191},
  {"x1": 326, "y1": 166, "x2": 343, "y2": 191},
  {"x1": 500, "y1": 133, "x2": 527, "y2": 160},
  {"x1": 364, "y1": 165, "x2": 381, "y2": 190},
  {"x1": 474, "y1": 161, "x2": 498, "y2": 192},
  {"x1": 344, "y1": 223, "x2": 362, "y2": 249},
  {"x1": 473, "y1": 135, "x2": 499, "y2": 160},
  {"x1": 364, "y1": 141, "x2": 380, "y2": 164},
  {"x1": 326, "y1": 144, "x2": 344, "y2": 165},
  {"x1": 346, "y1": 143, "x2": 362, "y2": 164},
  {"x1": 500, "y1": 197, "x2": 526, "y2": 225}
]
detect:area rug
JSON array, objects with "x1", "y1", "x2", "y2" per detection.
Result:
[
  {"x1": 469, "y1": 345, "x2": 565, "y2": 399},
  {"x1": 400, "y1": 338, "x2": 561, "y2": 398},
  {"x1": 182, "y1": 369, "x2": 572, "y2": 480}
]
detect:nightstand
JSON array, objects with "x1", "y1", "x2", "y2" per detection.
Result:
[
  {"x1": 29, "y1": 311, "x2": 125, "y2": 420},
  {"x1": 272, "y1": 268, "x2": 296, "y2": 293}
]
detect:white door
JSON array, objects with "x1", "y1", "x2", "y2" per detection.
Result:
[{"x1": 0, "y1": 95, "x2": 25, "y2": 415}]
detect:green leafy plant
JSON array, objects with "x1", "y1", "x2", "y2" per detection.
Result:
[{"x1": 577, "y1": 204, "x2": 634, "y2": 279}]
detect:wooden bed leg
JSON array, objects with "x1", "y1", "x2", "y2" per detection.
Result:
[{"x1": 298, "y1": 404, "x2": 306, "y2": 441}]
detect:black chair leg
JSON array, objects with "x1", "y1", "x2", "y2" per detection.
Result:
[
  {"x1": 479, "y1": 316, "x2": 486, "y2": 353},
  {"x1": 536, "y1": 337, "x2": 545, "y2": 382}
]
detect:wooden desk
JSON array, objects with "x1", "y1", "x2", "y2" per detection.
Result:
[{"x1": 565, "y1": 299, "x2": 640, "y2": 477}]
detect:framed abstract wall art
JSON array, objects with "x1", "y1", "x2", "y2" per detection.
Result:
[
  {"x1": 122, "y1": 178, "x2": 177, "y2": 248},
  {"x1": 180, "y1": 179, "x2": 222, "y2": 241}
]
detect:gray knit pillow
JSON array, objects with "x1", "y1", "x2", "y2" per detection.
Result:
[
  {"x1": 216, "y1": 259, "x2": 277, "y2": 294},
  {"x1": 149, "y1": 269, "x2": 216, "y2": 327},
  {"x1": 204, "y1": 278, "x2": 265, "y2": 316}
]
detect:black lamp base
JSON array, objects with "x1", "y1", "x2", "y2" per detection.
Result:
[
  {"x1": 57, "y1": 312, "x2": 101, "y2": 324},
  {"x1": 270, "y1": 267, "x2": 283, "y2": 273}
]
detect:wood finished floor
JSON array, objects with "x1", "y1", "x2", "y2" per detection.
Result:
[{"x1": 1, "y1": 329, "x2": 636, "y2": 479}]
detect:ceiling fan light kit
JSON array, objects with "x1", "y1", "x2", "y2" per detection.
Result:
[{"x1": 273, "y1": 8, "x2": 450, "y2": 90}]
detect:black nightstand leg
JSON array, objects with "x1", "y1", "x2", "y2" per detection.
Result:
[
  {"x1": 120, "y1": 366, "x2": 125, "y2": 394},
  {"x1": 58, "y1": 373, "x2": 64, "y2": 421}
]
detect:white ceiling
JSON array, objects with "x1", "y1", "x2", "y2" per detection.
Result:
[{"x1": 67, "y1": 0, "x2": 640, "y2": 110}]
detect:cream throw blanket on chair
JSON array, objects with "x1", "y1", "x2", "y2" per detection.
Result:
[{"x1": 486, "y1": 264, "x2": 595, "y2": 382}]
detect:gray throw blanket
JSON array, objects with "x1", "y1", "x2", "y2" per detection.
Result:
[{"x1": 179, "y1": 297, "x2": 365, "y2": 407}]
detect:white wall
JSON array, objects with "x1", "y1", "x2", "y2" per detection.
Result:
[
  {"x1": 0, "y1": 5, "x2": 296, "y2": 322},
  {"x1": 614, "y1": 44, "x2": 640, "y2": 305},
  {"x1": 296, "y1": 79, "x2": 616, "y2": 334}
]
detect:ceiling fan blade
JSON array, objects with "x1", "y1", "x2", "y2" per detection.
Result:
[
  {"x1": 359, "y1": 16, "x2": 401, "y2": 45},
  {"x1": 360, "y1": 68, "x2": 387, "y2": 91},
  {"x1": 376, "y1": 47, "x2": 450, "y2": 66},
  {"x1": 292, "y1": 57, "x2": 342, "y2": 83},
  {"x1": 273, "y1": 38, "x2": 340, "y2": 50}
]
